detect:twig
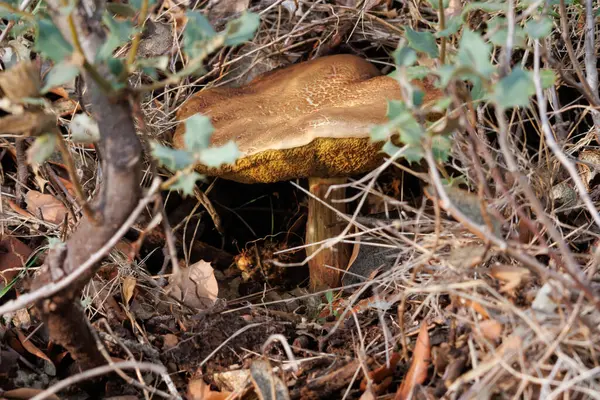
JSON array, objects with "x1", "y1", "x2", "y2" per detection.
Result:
[
  {"x1": 583, "y1": 0, "x2": 600, "y2": 138},
  {"x1": 558, "y1": 0, "x2": 600, "y2": 107},
  {"x1": 29, "y1": 361, "x2": 175, "y2": 400},
  {"x1": 54, "y1": 131, "x2": 97, "y2": 224},
  {"x1": 14, "y1": 137, "x2": 27, "y2": 207},
  {"x1": 126, "y1": 0, "x2": 150, "y2": 70}
]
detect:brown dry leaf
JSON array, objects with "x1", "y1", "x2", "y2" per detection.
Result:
[
  {"x1": 187, "y1": 379, "x2": 232, "y2": 400},
  {"x1": 122, "y1": 276, "x2": 136, "y2": 305},
  {"x1": 25, "y1": 190, "x2": 68, "y2": 225},
  {"x1": 395, "y1": 322, "x2": 430, "y2": 400},
  {"x1": 478, "y1": 320, "x2": 503, "y2": 341},
  {"x1": 490, "y1": 265, "x2": 530, "y2": 294},
  {"x1": 458, "y1": 297, "x2": 490, "y2": 319},
  {"x1": 3, "y1": 388, "x2": 60, "y2": 400},
  {"x1": 0, "y1": 237, "x2": 33, "y2": 285},
  {"x1": 15, "y1": 329, "x2": 56, "y2": 375},
  {"x1": 163, "y1": 333, "x2": 179, "y2": 349},
  {"x1": 208, "y1": 0, "x2": 249, "y2": 22},
  {"x1": 214, "y1": 369, "x2": 251, "y2": 392},
  {"x1": 167, "y1": 260, "x2": 218, "y2": 309},
  {"x1": 361, "y1": 351, "x2": 400, "y2": 391}
]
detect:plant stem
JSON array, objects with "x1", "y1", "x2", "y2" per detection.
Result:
[
  {"x1": 125, "y1": 0, "x2": 150, "y2": 70},
  {"x1": 54, "y1": 130, "x2": 98, "y2": 225},
  {"x1": 438, "y1": 0, "x2": 446, "y2": 64}
]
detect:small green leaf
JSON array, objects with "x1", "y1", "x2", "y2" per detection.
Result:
[
  {"x1": 463, "y1": 0, "x2": 507, "y2": 13},
  {"x1": 170, "y1": 171, "x2": 202, "y2": 196},
  {"x1": 184, "y1": 114, "x2": 214, "y2": 152},
  {"x1": 436, "y1": 16, "x2": 462, "y2": 38},
  {"x1": 432, "y1": 135, "x2": 451, "y2": 162},
  {"x1": 406, "y1": 66, "x2": 430, "y2": 80},
  {"x1": 198, "y1": 141, "x2": 240, "y2": 168},
  {"x1": 35, "y1": 19, "x2": 73, "y2": 62},
  {"x1": 382, "y1": 140, "x2": 401, "y2": 156},
  {"x1": 524, "y1": 16, "x2": 553, "y2": 39},
  {"x1": 404, "y1": 26, "x2": 439, "y2": 58},
  {"x1": 107, "y1": 58, "x2": 124, "y2": 77},
  {"x1": 184, "y1": 11, "x2": 217, "y2": 58},
  {"x1": 386, "y1": 100, "x2": 408, "y2": 120},
  {"x1": 106, "y1": 3, "x2": 137, "y2": 17},
  {"x1": 492, "y1": 67, "x2": 535, "y2": 108},
  {"x1": 96, "y1": 13, "x2": 135, "y2": 61},
  {"x1": 412, "y1": 89, "x2": 424, "y2": 106},
  {"x1": 392, "y1": 45, "x2": 416, "y2": 67},
  {"x1": 27, "y1": 133, "x2": 57, "y2": 164},
  {"x1": 151, "y1": 143, "x2": 195, "y2": 170},
  {"x1": 457, "y1": 29, "x2": 494, "y2": 78},
  {"x1": 540, "y1": 68, "x2": 556, "y2": 88},
  {"x1": 129, "y1": 0, "x2": 157, "y2": 10},
  {"x1": 401, "y1": 145, "x2": 424, "y2": 163},
  {"x1": 224, "y1": 12, "x2": 260, "y2": 46},
  {"x1": 41, "y1": 62, "x2": 79, "y2": 93}
]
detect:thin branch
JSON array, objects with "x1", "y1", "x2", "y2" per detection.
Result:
[{"x1": 30, "y1": 361, "x2": 175, "y2": 400}]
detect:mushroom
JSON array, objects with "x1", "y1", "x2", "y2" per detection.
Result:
[{"x1": 172, "y1": 54, "x2": 441, "y2": 290}]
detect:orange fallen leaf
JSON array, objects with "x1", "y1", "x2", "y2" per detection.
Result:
[
  {"x1": 16, "y1": 329, "x2": 56, "y2": 373},
  {"x1": 163, "y1": 333, "x2": 179, "y2": 349},
  {"x1": 25, "y1": 190, "x2": 68, "y2": 225},
  {"x1": 395, "y1": 322, "x2": 430, "y2": 400},
  {"x1": 0, "y1": 237, "x2": 33, "y2": 285},
  {"x1": 478, "y1": 319, "x2": 503, "y2": 341},
  {"x1": 361, "y1": 351, "x2": 400, "y2": 391},
  {"x1": 187, "y1": 379, "x2": 232, "y2": 400},
  {"x1": 3, "y1": 388, "x2": 60, "y2": 400},
  {"x1": 7, "y1": 199, "x2": 34, "y2": 219},
  {"x1": 490, "y1": 265, "x2": 530, "y2": 294}
]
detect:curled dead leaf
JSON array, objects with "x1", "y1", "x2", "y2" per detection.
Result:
[
  {"x1": 477, "y1": 319, "x2": 503, "y2": 341},
  {"x1": 25, "y1": 190, "x2": 68, "y2": 225},
  {"x1": 490, "y1": 264, "x2": 530, "y2": 294},
  {"x1": 395, "y1": 322, "x2": 430, "y2": 400},
  {"x1": 0, "y1": 237, "x2": 33, "y2": 286},
  {"x1": 122, "y1": 276, "x2": 136, "y2": 305},
  {"x1": 187, "y1": 379, "x2": 232, "y2": 400},
  {"x1": 166, "y1": 260, "x2": 218, "y2": 310}
]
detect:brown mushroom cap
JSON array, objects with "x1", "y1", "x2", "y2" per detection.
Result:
[{"x1": 173, "y1": 54, "x2": 439, "y2": 183}]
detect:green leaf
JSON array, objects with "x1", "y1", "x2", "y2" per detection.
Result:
[
  {"x1": 406, "y1": 66, "x2": 430, "y2": 80},
  {"x1": 170, "y1": 171, "x2": 202, "y2": 196},
  {"x1": 404, "y1": 26, "x2": 439, "y2": 58},
  {"x1": 107, "y1": 58, "x2": 125, "y2": 77},
  {"x1": 129, "y1": 0, "x2": 157, "y2": 10},
  {"x1": 183, "y1": 114, "x2": 214, "y2": 152},
  {"x1": 35, "y1": 19, "x2": 73, "y2": 62},
  {"x1": 540, "y1": 68, "x2": 556, "y2": 88},
  {"x1": 457, "y1": 29, "x2": 494, "y2": 78},
  {"x1": 393, "y1": 45, "x2": 417, "y2": 67},
  {"x1": 492, "y1": 67, "x2": 535, "y2": 108},
  {"x1": 487, "y1": 17, "x2": 526, "y2": 47},
  {"x1": 401, "y1": 145, "x2": 424, "y2": 163},
  {"x1": 184, "y1": 11, "x2": 217, "y2": 58},
  {"x1": 524, "y1": 17, "x2": 553, "y2": 39},
  {"x1": 463, "y1": 0, "x2": 507, "y2": 13},
  {"x1": 96, "y1": 13, "x2": 135, "y2": 61},
  {"x1": 41, "y1": 62, "x2": 79, "y2": 93},
  {"x1": 27, "y1": 133, "x2": 57, "y2": 164},
  {"x1": 151, "y1": 143, "x2": 195, "y2": 170},
  {"x1": 432, "y1": 135, "x2": 451, "y2": 162},
  {"x1": 199, "y1": 141, "x2": 240, "y2": 168},
  {"x1": 106, "y1": 3, "x2": 137, "y2": 17},
  {"x1": 436, "y1": 15, "x2": 462, "y2": 38},
  {"x1": 224, "y1": 12, "x2": 260, "y2": 46},
  {"x1": 385, "y1": 100, "x2": 424, "y2": 145}
]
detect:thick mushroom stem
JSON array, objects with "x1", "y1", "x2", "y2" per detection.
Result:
[{"x1": 306, "y1": 177, "x2": 353, "y2": 291}]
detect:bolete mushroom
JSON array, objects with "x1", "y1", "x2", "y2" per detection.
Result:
[{"x1": 173, "y1": 54, "x2": 441, "y2": 290}]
